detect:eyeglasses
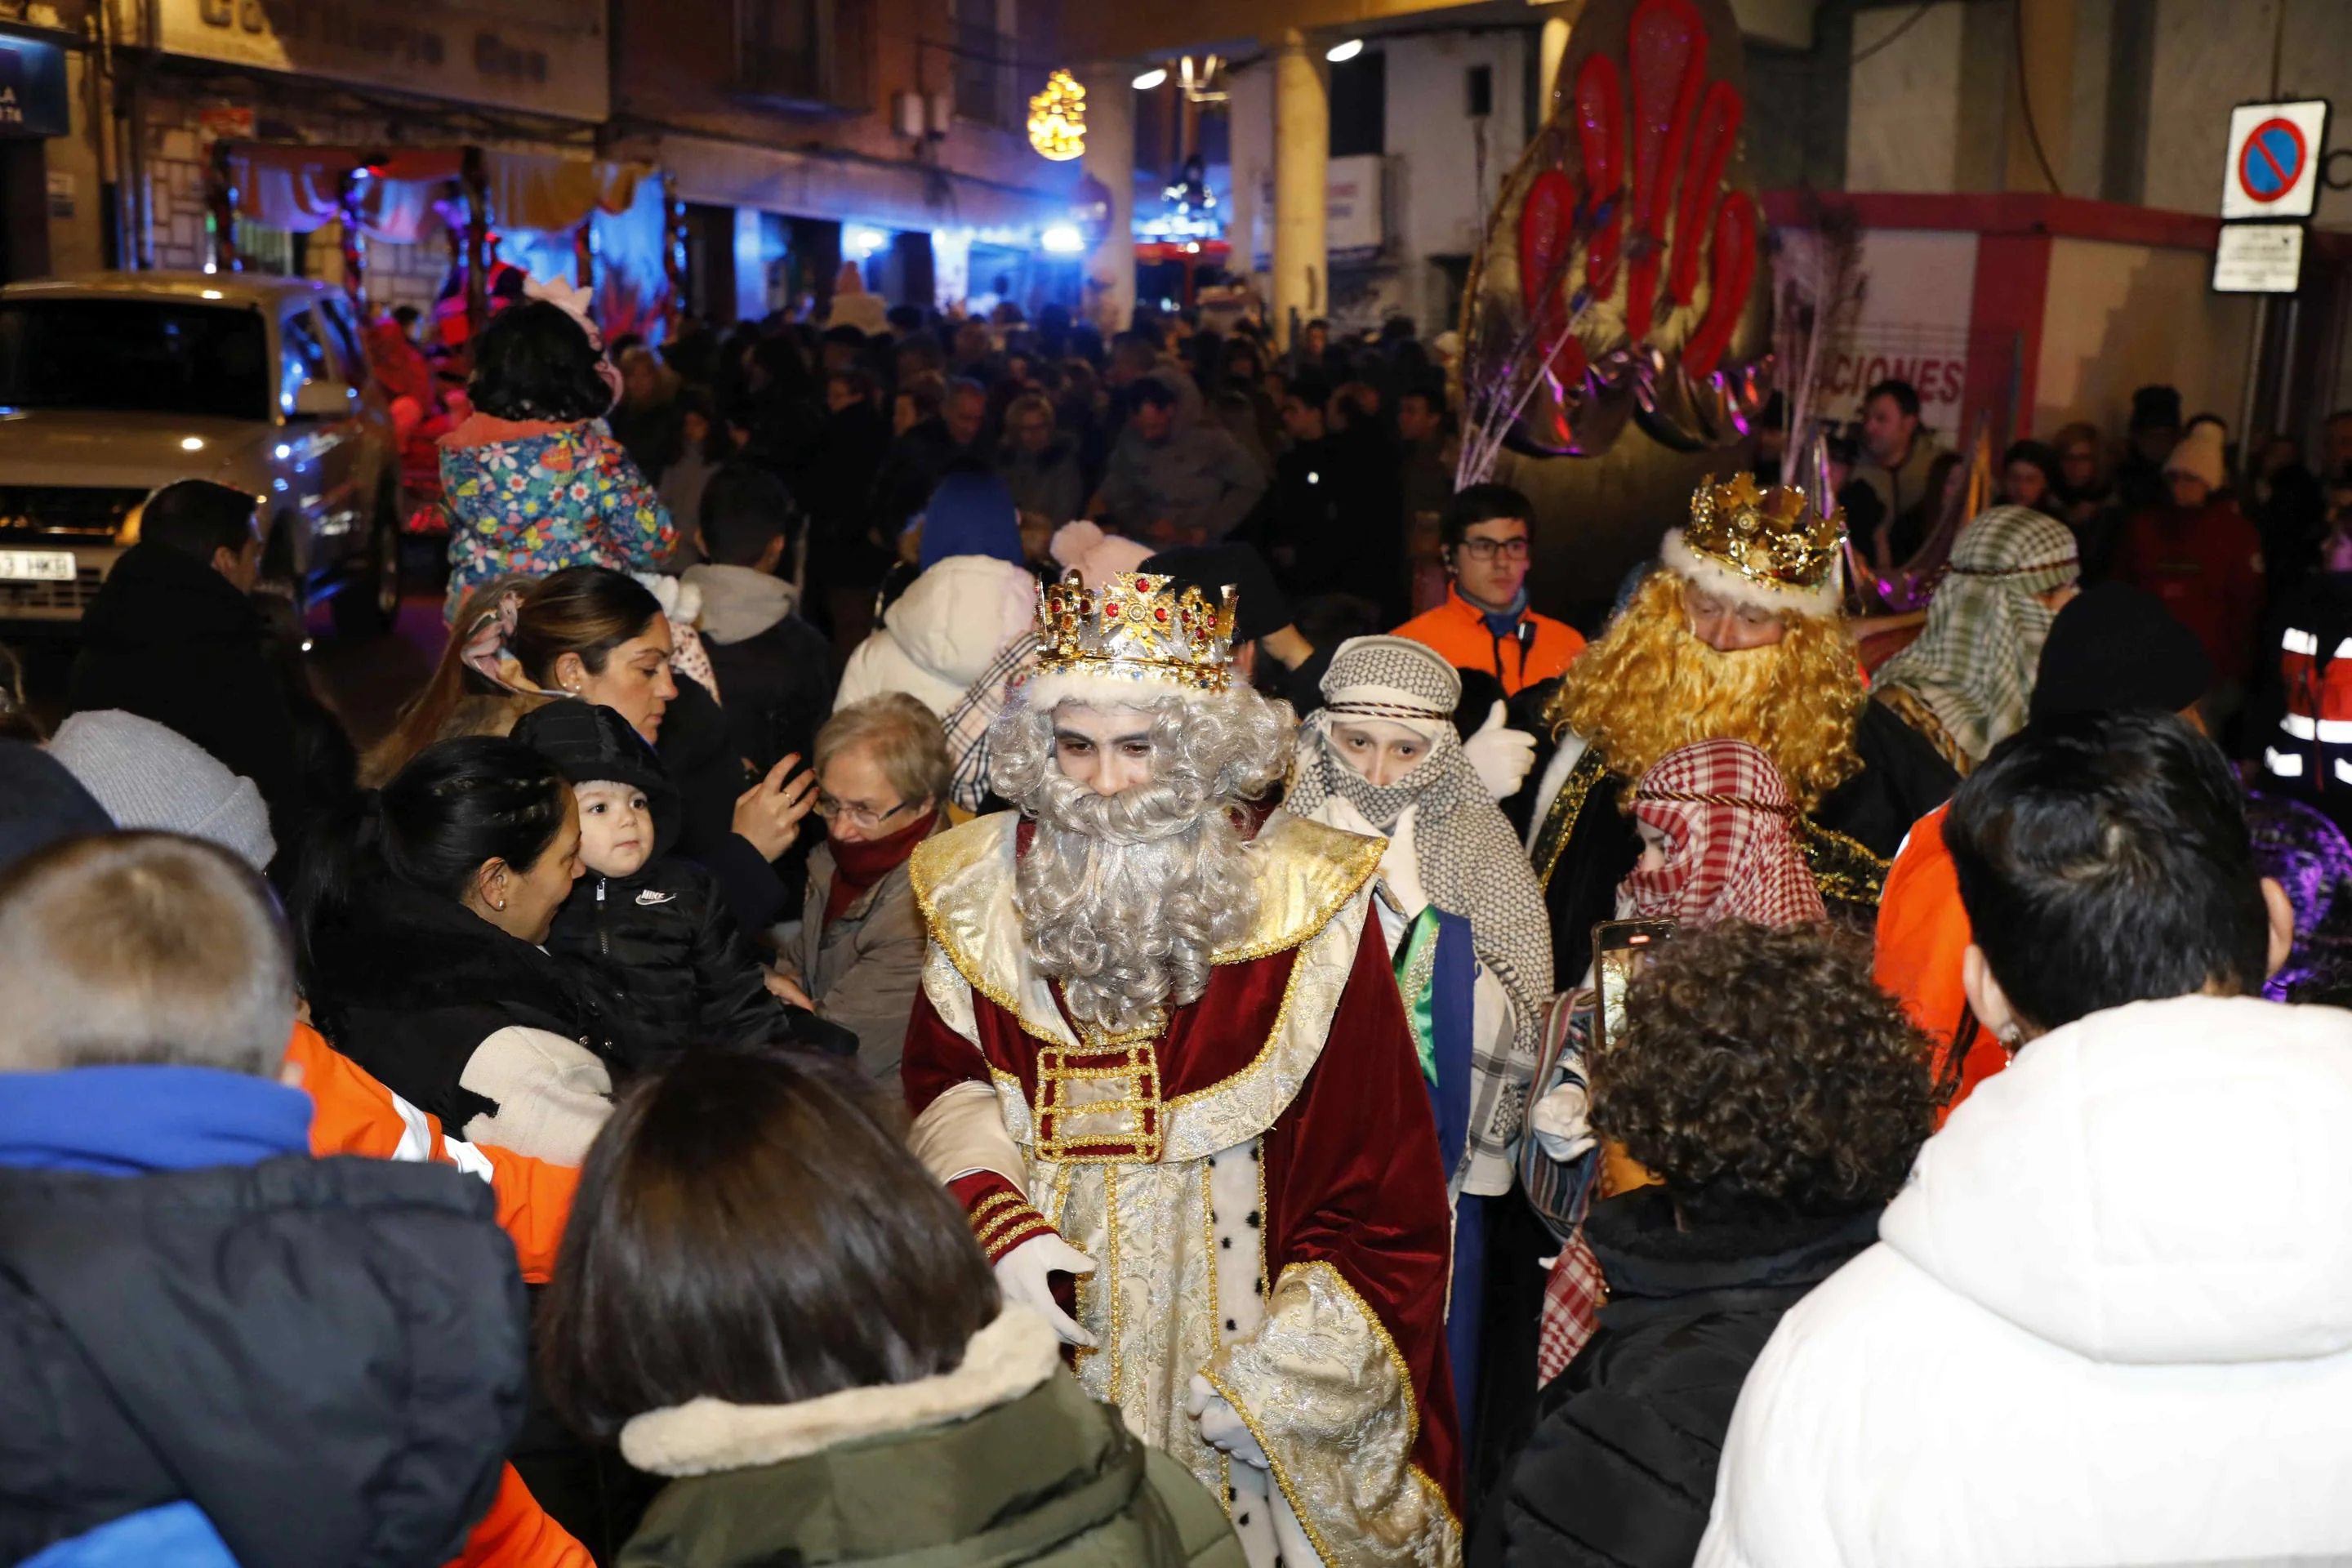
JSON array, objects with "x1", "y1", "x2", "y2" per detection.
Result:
[
  {"x1": 814, "y1": 794, "x2": 915, "y2": 832},
  {"x1": 1459, "y1": 537, "x2": 1531, "y2": 562}
]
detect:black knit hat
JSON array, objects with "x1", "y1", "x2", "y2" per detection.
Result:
[
  {"x1": 509, "y1": 702, "x2": 680, "y2": 854},
  {"x1": 2029, "y1": 583, "x2": 2212, "y2": 722},
  {"x1": 1143, "y1": 543, "x2": 1294, "y2": 644},
  {"x1": 2129, "y1": 385, "x2": 2184, "y2": 434}
]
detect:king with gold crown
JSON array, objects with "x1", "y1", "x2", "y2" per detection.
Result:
[
  {"x1": 902, "y1": 569, "x2": 1464, "y2": 1567},
  {"x1": 1524, "y1": 474, "x2": 1959, "y2": 972}
]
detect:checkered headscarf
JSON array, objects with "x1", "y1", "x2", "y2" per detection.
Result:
[
  {"x1": 1872, "y1": 506, "x2": 2079, "y2": 766},
  {"x1": 1289, "y1": 636, "x2": 1553, "y2": 1187},
  {"x1": 1624, "y1": 740, "x2": 1825, "y2": 928}
]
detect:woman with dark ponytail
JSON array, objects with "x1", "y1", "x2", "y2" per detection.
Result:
[{"x1": 296, "y1": 735, "x2": 628, "y2": 1165}]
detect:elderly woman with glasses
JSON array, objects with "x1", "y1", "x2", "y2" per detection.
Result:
[{"x1": 772, "y1": 691, "x2": 952, "y2": 1080}]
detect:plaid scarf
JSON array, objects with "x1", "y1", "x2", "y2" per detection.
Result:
[
  {"x1": 942, "y1": 632, "x2": 1040, "y2": 813},
  {"x1": 1625, "y1": 740, "x2": 1827, "y2": 927},
  {"x1": 1287, "y1": 637, "x2": 1553, "y2": 1193},
  {"x1": 1872, "y1": 506, "x2": 2079, "y2": 766}
]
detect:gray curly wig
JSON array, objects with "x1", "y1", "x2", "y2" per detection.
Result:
[{"x1": 987, "y1": 684, "x2": 1295, "y2": 1031}]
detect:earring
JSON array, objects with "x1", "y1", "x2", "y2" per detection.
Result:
[{"x1": 492, "y1": 898, "x2": 507, "y2": 911}]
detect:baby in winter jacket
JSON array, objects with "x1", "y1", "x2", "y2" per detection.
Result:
[{"x1": 513, "y1": 702, "x2": 850, "y2": 1064}]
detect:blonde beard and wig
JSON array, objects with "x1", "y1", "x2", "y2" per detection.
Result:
[
  {"x1": 987, "y1": 683, "x2": 1296, "y2": 1031},
  {"x1": 1546, "y1": 570, "x2": 1866, "y2": 810}
]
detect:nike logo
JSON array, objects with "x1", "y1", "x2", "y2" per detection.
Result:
[{"x1": 635, "y1": 889, "x2": 677, "y2": 906}]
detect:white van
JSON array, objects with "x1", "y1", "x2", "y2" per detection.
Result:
[{"x1": 0, "y1": 271, "x2": 401, "y2": 632}]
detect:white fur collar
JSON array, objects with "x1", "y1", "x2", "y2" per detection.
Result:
[
  {"x1": 1659, "y1": 526, "x2": 1841, "y2": 620},
  {"x1": 617, "y1": 1306, "x2": 1063, "y2": 1477}
]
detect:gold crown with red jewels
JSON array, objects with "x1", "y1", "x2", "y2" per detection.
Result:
[
  {"x1": 1682, "y1": 473, "x2": 1845, "y2": 595},
  {"x1": 1033, "y1": 569, "x2": 1236, "y2": 693}
]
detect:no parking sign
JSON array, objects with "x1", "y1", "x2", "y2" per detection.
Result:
[{"x1": 2221, "y1": 100, "x2": 2329, "y2": 220}]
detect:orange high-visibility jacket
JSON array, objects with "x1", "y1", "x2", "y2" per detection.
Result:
[
  {"x1": 282, "y1": 1024, "x2": 592, "y2": 1568},
  {"x1": 1393, "y1": 586, "x2": 1586, "y2": 696},
  {"x1": 1873, "y1": 804, "x2": 2008, "y2": 1126}
]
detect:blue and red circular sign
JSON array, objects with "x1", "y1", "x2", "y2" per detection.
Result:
[{"x1": 2238, "y1": 116, "x2": 2309, "y2": 203}]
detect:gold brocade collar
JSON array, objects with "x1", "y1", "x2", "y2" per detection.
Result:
[{"x1": 910, "y1": 809, "x2": 1385, "y2": 1015}]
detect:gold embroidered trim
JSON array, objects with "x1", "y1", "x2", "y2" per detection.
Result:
[
  {"x1": 1872, "y1": 686, "x2": 1974, "y2": 777},
  {"x1": 1196, "y1": 1367, "x2": 1339, "y2": 1565},
  {"x1": 909, "y1": 811, "x2": 1384, "y2": 1014},
  {"x1": 1532, "y1": 746, "x2": 1611, "y2": 891},
  {"x1": 1799, "y1": 817, "x2": 1894, "y2": 908},
  {"x1": 1160, "y1": 889, "x2": 1368, "y2": 1162},
  {"x1": 1105, "y1": 1163, "x2": 1125, "y2": 1402},
  {"x1": 1033, "y1": 1040, "x2": 1165, "y2": 1164},
  {"x1": 1293, "y1": 1260, "x2": 1424, "y2": 1454},
  {"x1": 1164, "y1": 947, "x2": 1302, "y2": 1115},
  {"x1": 973, "y1": 1205, "x2": 1042, "y2": 1250},
  {"x1": 968, "y1": 1190, "x2": 1022, "y2": 1223},
  {"x1": 1203, "y1": 1258, "x2": 1463, "y2": 1562}
]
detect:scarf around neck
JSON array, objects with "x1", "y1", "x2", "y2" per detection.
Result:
[
  {"x1": 1288, "y1": 635, "x2": 1554, "y2": 1182},
  {"x1": 825, "y1": 809, "x2": 937, "y2": 927}
]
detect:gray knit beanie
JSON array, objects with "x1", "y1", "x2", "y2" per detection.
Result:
[{"x1": 47, "y1": 710, "x2": 277, "y2": 872}]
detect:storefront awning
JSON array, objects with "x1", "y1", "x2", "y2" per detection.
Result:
[
  {"x1": 223, "y1": 142, "x2": 653, "y2": 243},
  {"x1": 650, "y1": 131, "x2": 1076, "y2": 243}
]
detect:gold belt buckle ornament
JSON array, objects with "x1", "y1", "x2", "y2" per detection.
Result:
[{"x1": 1034, "y1": 1018, "x2": 1165, "y2": 1164}]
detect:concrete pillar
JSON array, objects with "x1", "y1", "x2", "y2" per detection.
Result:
[
  {"x1": 1537, "y1": 12, "x2": 1573, "y2": 131},
  {"x1": 1079, "y1": 61, "x2": 1136, "y2": 334},
  {"x1": 1271, "y1": 29, "x2": 1327, "y2": 350}
]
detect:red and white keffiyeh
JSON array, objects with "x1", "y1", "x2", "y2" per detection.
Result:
[{"x1": 1621, "y1": 740, "x2": 1826, "y2": 929}]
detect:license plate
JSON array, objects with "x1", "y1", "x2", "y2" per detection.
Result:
[{"x1": 0, "y1": 550, "x2": 74, "y2": 582}]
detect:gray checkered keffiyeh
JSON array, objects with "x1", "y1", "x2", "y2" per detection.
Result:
[
  {"x1": 943, "y1": 632, "x2": 1040, "y2": 812},
  {"x1": 1873, "y1": 506, "x2": 2078, "y2": 766},
  {"x1": 1286, "y1": 636, "x2": 1554, "y2": 1190}
]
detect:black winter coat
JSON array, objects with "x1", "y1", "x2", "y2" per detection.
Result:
[
  {"x1": 514, "y1": 696, "x2": 850, "y2": 1061},
  {"x1": 1472, "y1": 1189, "x2": 1880, "y2": 1568},
  {"x1": 304, "y1": 877, "x2": 639, "y2": 1128},
  {"x1": 0, "y1": 1155, "x2": 528, "y2": 1567},
  {"x1": 67, "y1": 541, "x2": 306, "y2": 847},
  {"x1": 546, "y1": 860, "x2": 792, "y2": 1063},
  {"x1": 657, "y1": 675, "x2": 799, "y2": 933},
  {"x1": 702, "y1": 612, "x2": 835, "y2": 782}
]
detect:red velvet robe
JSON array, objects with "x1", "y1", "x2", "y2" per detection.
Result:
[{"x1": 902, "y1": 817, "x2": 1463, "y2": 1563}]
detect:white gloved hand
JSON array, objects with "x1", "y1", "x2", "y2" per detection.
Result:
[
  {"x1": 994, "y1": 1233, "x2": 1099, "y2": 1348},
  {"x1": 1530, "y1": 1082, "x2": 1595, "y2": 1162},
  {"x1": 1462, "y1": 700, "x2": 1539, "y2": 800},
  {"x1": 1185, "y1": 1374, "x2": 1270, "y2": 1468}
]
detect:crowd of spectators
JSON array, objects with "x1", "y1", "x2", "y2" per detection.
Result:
[{"x1": 8, "y1": 280, "x2": 2352, "y2": 1568}]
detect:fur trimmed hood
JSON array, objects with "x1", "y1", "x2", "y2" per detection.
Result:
[
  {"x1": 620, "y1": 1306, "x2": 1062, "y2": 1478},
  {"x1": 1659, "y1": 526, "x2": 1842, "y2": 621}
]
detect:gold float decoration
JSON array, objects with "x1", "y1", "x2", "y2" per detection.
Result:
[{"x1": 1028, "y1": 70, "x2": 1087, "y2": 162}]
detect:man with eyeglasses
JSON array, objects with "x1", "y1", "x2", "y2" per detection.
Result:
[{"x1": 1392, "y1": 483, "x2": 1586, "y2": 696}]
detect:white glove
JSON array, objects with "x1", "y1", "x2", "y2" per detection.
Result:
[
  {"x1": 1186, "y1": 1374, "x2": 1269, "y2": 1468},
  {"x1": 994, "y1": 1233, "x2": 1098, "y2": 1348},
  {"x1": 1530, "y1": 1082, "x2": 1595, "y2": 1162},
  {"x1": 1462, "y1": 700, "x2": 1538, "y2": 800}
]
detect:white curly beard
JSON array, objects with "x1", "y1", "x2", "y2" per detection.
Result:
[{"x1": 1012, "y1": 772, "x2": 1257, "y2": 1033}]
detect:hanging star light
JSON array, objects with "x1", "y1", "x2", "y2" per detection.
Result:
[{"x1": 1027, "y1": 70, "x2": 1087, "y2": 162}]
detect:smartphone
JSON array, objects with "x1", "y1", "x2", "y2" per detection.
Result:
[{"x1": 1591, "y1": 919, "x2": 1676, "y2": 1058}]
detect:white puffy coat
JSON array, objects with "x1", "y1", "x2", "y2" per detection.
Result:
[
  {"x1": 1699, "y1": 992, "x2": 2352, "y2": 1568},
  {"x1": 833, "y1": 555, "x2": 1036, "y2": 717}
]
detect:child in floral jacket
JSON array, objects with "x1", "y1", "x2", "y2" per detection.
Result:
[{"x1": 440, "y1": 289, "x2": 675, "y2": 620}]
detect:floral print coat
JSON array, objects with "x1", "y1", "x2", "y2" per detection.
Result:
[{"x1": 440, "y1": 412, "x2": 677, "y2": 619}]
